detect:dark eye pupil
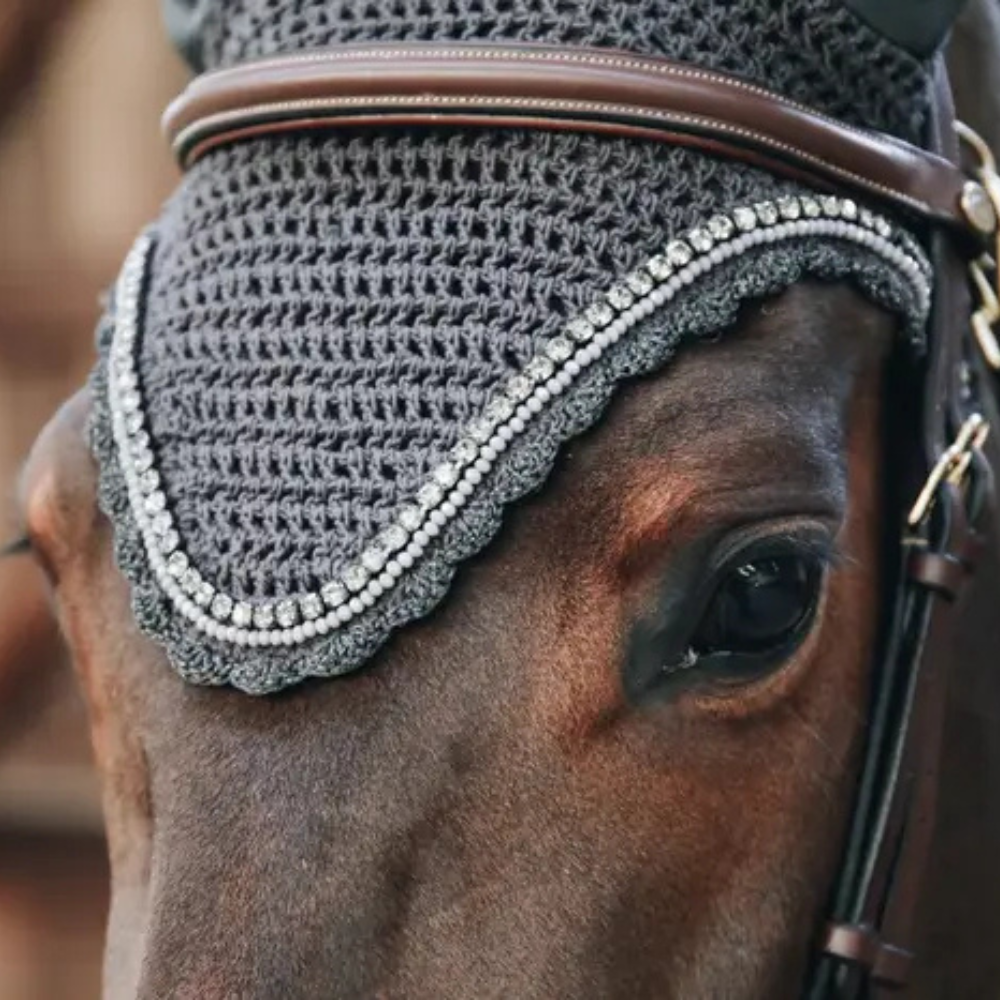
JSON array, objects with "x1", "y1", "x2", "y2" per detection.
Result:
[{"x1": 693, "y1": 555, "x2": 819, "y2": 656}]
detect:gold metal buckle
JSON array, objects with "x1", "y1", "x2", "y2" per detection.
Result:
[
  {"x1": 908, "y1": 413, "x2": 990, "y2": 528},
  {"x1": 969, "y1": 257, "x2": 1000, "y2": 368},
  {"x1": 957, "y1": 123, "x2": 1000, "y2": 370}
]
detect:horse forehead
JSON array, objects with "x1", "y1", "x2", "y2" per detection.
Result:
[{"x1": 568, "y1": 282, "x2": 891, "y2": 479}]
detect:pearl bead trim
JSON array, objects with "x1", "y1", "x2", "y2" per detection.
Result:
[{"x1": 108, "y1": 195, "x2": 931, "y2": 648}]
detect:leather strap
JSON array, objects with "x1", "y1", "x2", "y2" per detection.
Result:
[
  {"x1": 163, "y1": 43, "x2": 979, "y2": 234},
  {"x1": 808, "y1": 60, "x2": 996, "y2": 999}
]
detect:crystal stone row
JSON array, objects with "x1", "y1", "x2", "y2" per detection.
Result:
[{"x1": 108, "y1": 196, "x2": 932, "y2": 649}]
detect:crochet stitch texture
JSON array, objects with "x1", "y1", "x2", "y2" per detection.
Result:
[{"x1": 93, "y1": 0, "x2": 937, "y2": 691}]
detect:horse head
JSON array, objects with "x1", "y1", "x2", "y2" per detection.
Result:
[{"x1": 16, "y1": 1, "x2": 1000, "y2": 997}]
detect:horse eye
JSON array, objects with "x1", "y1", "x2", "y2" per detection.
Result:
[{"x1": 688, "y1": 551, "x2": 824, "y2": 673}]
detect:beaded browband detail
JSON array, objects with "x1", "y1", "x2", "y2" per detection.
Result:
[{"x1": 108, "y1": 194, "x2": 931, "y2": 650}]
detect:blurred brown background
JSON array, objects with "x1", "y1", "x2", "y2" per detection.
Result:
[{"x1": 0, "y1": 2, "x2": 185, "y2": 997}]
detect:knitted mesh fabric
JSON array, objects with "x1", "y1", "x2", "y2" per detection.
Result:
[{"x1": 92, "y1": 1, "x2": 937, "y2": 692}]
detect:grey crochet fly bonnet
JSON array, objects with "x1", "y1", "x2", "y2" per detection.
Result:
[{"x1": 91, "y1": 0, "x2": 939, "y2": 693}]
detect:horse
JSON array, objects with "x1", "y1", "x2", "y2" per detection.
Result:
[{"x1": 13, "y1": 1, "x2": 1000, "y2": 996}]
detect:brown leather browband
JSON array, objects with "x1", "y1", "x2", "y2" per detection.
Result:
[{"x1": 163, "y1": 42, "x2": 976, "y2": 234}]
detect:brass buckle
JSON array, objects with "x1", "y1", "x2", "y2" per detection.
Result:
[
  {"x1": 969, "y1": 256, "x2": 1000, "y2": 368},
  {"x1": 908, "y1": 413, "x2": 990, "y2": 528},
  {"x1": 957, "y1": 122, "x2": 1000, "y2": 370}
]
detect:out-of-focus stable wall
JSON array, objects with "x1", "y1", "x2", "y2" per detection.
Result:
[{"x1": 0, "y1": 2, "x2": 184, "y2": 996}]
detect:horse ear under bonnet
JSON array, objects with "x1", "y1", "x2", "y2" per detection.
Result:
[{"x1": 92, "y1": 1, "x2": 961, "y2": 694}]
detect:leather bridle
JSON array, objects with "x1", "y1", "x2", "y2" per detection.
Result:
[{"x1": 164, "y1": 42, "x2": 999, "y2": 997}]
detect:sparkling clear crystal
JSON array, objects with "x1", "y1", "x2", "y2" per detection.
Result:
[
  {"x1": 125, "y1": 412, "x2": 144, "y2": 435},
  {"x1": 144, "y1": 491, "x2": 166, "y2": 515},
  {"x1": 859, "y1": 208, "x2": 876, "y2": 229},
  {"x1": 505, "y1": 375, "x2": 533, "y2": 402},
  {"x1": 417, "y1": 481, "x2": 444, "y2": 509},
  {"x1": 450, "y1": 439, "x2": 478, "y2": 465},
  {"x1": 133, "y1": 448, "x2": 154, "y2": 473},
  {"x1": 567, "y1": 317, "x2": 596, "y2": 341},
  {"x1": 734, "y1": 207, "x2": 758, "y2": 232},
  {"x1": 380, "y1": 524, "x2": 409, "y2": 553},
  {"x1": 150, "y1": 511, "x2": 172, "y2": 536},
  {"x1": 800, "y1": 196, "x2": 822, "y2": 218},
  {"x1": 545, "y1": 337, "x2": 573, "y2": 363},
  {"x1": 606, "y1": 285, "x2": 634, "y2": 310},
  {"x1": 841, "y1": 199, "x2": 858, "y2": 220},
  {"x1": 708, "y1": 215, "x2": 735, "y2": 241},
  {"x1": 160, "y1": 530, "x2": 179, "y2": 554},
  {"x1": 646, "y1": 254, "x2": 672, "y2": 281},
  {"x1": 276, "y1": 599, "x2": 298, "y2": 627},
  {"x1": 467, "y1": 417, "x2": 493, "y2": 443},
  {"x1": 138, "y1": 469, "x2": 160, "y2": 494},
  {"x1": 821, "y1": 195, "x2": 841, "y2": 217},
  {"x1": 484, "y1": 396, "x2": 515, "y2": 425},
  {"x1": 433, "y1": 462, "x2": 459, "y2": 488},
  {"x1": 180, "y1": 568, "x2": 200, "y2": 595},
  {"x1": 194, "y1": 581, "x2": 214, "y2": 608},
  {"x1": 211, "y1": 594, "x2": 234, "y2": 621},
  {"x1": 777, "y1": 196, "x2": 801, "y2": 220},
  {"x1": 361, "y1": 543, "x2": 388, "y2": 573},
  {"x1": 167, "y1": 551, "x2": 188, "y2": 577},
  {"x1": 232, "y1": 602, "x2": 253, "y2": 627},
  {"x1": 874, "y1": 216, "x2": 891, "y2": 238},
  {"x1": 754, "y1": 202, "x2": 779, "y2": 226},
  {"x1": 666, "y1": 240, "x2": 694, "y2": 266},
  {"x1": 321, "y1": 580, "x2": 348, "y2": 608},
  {"x1": 253, "y1": 604, "x2": 275, "y2": 629},
  {"x1": 344, "y1": 565, "x2": 369, "y2": 592},
  {"x1": 585, "y1": 301, "x2": 614, "y2": 328},
  {"x1": 625, "y1": 269, "x2": 654, "y2": 296},
  {"x1": 120, "y1": 390, "x2": 141, "y2": 414},
  {"x1": 300, "y1": 594, "x2": 323, "y2": 620},
  {"x1": 526, "y1": 355, "x2": 555, "y2": 382},
  {"x1": 688, "y1": 228, "x2": 714, "y2": 253},
  {"x1": 398, "y1": 505, "x2": 423, "y2": 531}
]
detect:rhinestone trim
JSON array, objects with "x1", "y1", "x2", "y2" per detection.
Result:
[{"x1": 108, "y1": 196, "x2": 931, "y2": 648}]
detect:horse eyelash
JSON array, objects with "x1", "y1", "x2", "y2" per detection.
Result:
[{"x1": 0, "y1": 533, "x2": 32, "y2": 559}]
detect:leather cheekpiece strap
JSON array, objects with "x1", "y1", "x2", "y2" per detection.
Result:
[{"x1": 163, "y1": 42, "x2": 976, "y2": 233}]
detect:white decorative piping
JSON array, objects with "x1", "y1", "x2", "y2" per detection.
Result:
[{"x1": 108, "y1": 194, "x2": 932, "y2": 648}]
